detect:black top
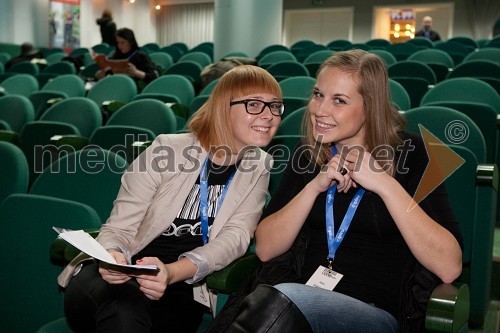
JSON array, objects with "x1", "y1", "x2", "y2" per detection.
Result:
[
  {"x1": 96, "y1": 17, "x2": 117, "y2": 46},
  {"x1": 415, "y1": 29, "x2": 441, "y2": 42},
  {"x1": 134, "y1": 160, "x2": 237, "y2": 264},
  {"x1": 110, "y1": 49, "x2": 159, "y2": 84},
  {"x1": 262, "y1": 132, "x2": 462, "y2": 318}
]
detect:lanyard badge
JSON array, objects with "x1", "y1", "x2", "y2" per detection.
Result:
[
  {"x1": 324, "y1": 145, "x2": 365, "y2": 269},
  {"x1": 199, "y1": 157, "x2": 236, "y2": 244}
]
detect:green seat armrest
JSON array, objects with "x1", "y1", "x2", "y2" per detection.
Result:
[
  {"x1": 206, "y1": 253, "x2": 260, "y2": 294},
  {"x1": 49, "y1": 229, "x2": 100, "y2": 265},
  {"x1": 102, "y1": 100, "x2": 125, "y2": 113},
  {"x1": 168, "y1": 103, "x2": 189, "y2": 119},
  {"x1": 46, "y1": 97, "x2": 64, "y2": 108},
  {"x1": 425, "y1": 283, "x2": 470, "y2": 333},
  {"x1": 49, "y1": 238, "x2": 69, "y2": 266},
  {"x1": 0, "y1": 130, "x2": 19, "y2": 144},
  {"x1": 50, "y1": 134, "x2": 89, "y2": 151}
]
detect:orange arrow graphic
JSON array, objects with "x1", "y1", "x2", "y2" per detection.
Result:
[{"x1": 409, "y1": 125, "x2": 465, "y2": 211}]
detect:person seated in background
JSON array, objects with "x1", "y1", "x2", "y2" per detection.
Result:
[
  {"x1": 5, "y1": 42, "x2": 44, "y2": 70},
  {"x1": 218, "y1": 50, "x2": 462, "y2": 332},
  {"x1": 95, "y1": 27, "x2": 159, "y2": 85},
  {"x1": 415, "y1": 16, "x2": 441, "y2": 41},
  {"x1": 58, "y1": 65, "x2": 284, "y2": 333}
]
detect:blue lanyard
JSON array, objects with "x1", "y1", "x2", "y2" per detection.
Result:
[
  {"x1": 199, "y1": 157, "x2": 236, "y2": 244},
  {"x1": 127, "y1": 50, "x2": 138, "y2": 60},
  {"x1": 325, "y1": 145, "x2": 365, "y2": 268}
]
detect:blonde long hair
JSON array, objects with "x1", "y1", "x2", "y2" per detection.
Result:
[{"x1": 304, "y1": 50, "x2": 406, "y2": 170}]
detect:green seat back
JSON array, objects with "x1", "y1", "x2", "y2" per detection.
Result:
[
  {"x1": 0, "y1": 94, "x2": 35, "y2": 132},
  {"x1": 403, "y1": 106, "x2": 487, "y2": 163},
  {"x1": 256, "y1": 44, "x2": 289, "y2": 61},
  {"x1": 89, "y1": 125, "x2": 156, "y2": 163},
  {"x1": 164, "y1": 61, "x2": 203, "y2": 85},
  {"x1": 389, "y1": 79, "x2": 411, "y2": 111},
  {"x1": 448, "y1": 36, "x2": 478, "y2": 51},
  {"x1": 277, "y1": 106, "x2": 306, "y2": 136},
  {"x1": 0, "y1": 142, "x2": 29, "y2": 204},
  {"x1": 264, "y1": 134, "x2": 304, "y2": 197},
  {"x1": 149, "y1": 52, "x2": 174, "y2": 72},
  {"x1": 0, "y1": 194, "x2": 101, "y2": 333},
  {"x1": 391, "y1": 77, "x2": 430, "y2": 108},
  {"x1": 282, "y1": 97, "x2": 309, "y2": 119},
  {"x1": 386, "y1": 42, "x2": 419, "y2": 61},
  {"x1": 421, "y1": 78, "x2": 500, "y2": 114},
  {"x1": 179, "y1": 51, "x2": 212, "y2": 68},
  {"x1": 158, "y1": 45, "x2": 184, "y2": 62},
  {"x1": 42, "y1": 61, "x2": 76, "y2": 75},
  {"x1": 107, "y1": 98, "x2": 177, "y2": 136},
  {"x1": 463, "y1": 48, "x2": 500, "y2": 65},
  {"x1": 170, "y1": 42, "x2": 189, "y2": 54},
  {"x1": 190, "y1": 43, "x2": 214, "y2": 60},
  {"x1": 80, "y1": 63, "x2": 99, "y2": 81},
  {"x1": 303, "y1": 50, "x2": 334, "y2": 77},
  {"x1": 435, "y1": 42, "x2": 473, "y2": 65},
  {"x1": 295, "y1": 44, "x2": 329, "y2": 63},
  {"x1": 389, "y1": 61, "x2": 437, "y2": 85},
  {"x1": 327, "y1": 39, "x2": 352, "y2": 51},
  {"x1": 279, "y1": 76, "x2": 315, "y2": 99},
  {"x1": 290, "y1": 40, "x2": 316, "y2": 55},
  {"x1": 40, "y1": 97, "x2": 101, "y2": 138},
  {"x1": 267, "y1": 61, "x2": 310, "y2": 81},
  {"x1": 344, "y1": 43, "x2": 372, "y2": 51},
  {"x1": 19, "y1": 121, "x2": 81, "y2": 185},
  {"x1": 258, "y1": 51, "x2": 297, "y2": 68},
  {"x1": 408, "y1": 49, "x2": 455, "y2": 67},
  {"x1": 365, "y1": 38, "x2": 392, "y2": 50},
  {"x1": 189, "y1": 95, "x2": 209, "y2": 118},
  {"x1": 1, "y1": 73, "x2": 39, "y2": 97},
  {"x1": 29, "y1": 149, "x2": 128, "y2": 222},
  {"x1": 199, "y1": 78, "x2": 220, "y2": 96},
  {"x1": 406, "y1": 37, "x2": 434, "y2": 49},
  {"x1": 142, "y1": 43, "x2": 160, "y2": 53},
  {"x1": 368, "y1": 49, "x2": 397, "y2": 67},
  {"x1": 138, "y1": 74, "x2": 195, "y2": 106},
  {"x1": 87, "y1": 74, "x2": 137, "y2": 106},
  {"x1": 8, "y1": 61, "x2": 40, "y2": 75},
  {"x1": 446, "y1": 60, "x2": 500, "y2": 84},
  {"x1": 42, "y1": 74, "x2": 85, "y2": 97}
]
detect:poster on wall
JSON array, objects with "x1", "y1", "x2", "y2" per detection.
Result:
[{"x1": 49, "y1": 0, "x2": 80, "y2": 50}]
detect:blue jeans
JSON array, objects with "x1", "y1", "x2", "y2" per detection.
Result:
[{"x1": 274, "y1": 283, "x2": 398, "y2": 333}]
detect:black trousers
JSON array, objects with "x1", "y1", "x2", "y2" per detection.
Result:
[{"x1": 64, "y1": 262, "x2": 208, "y2": 333}]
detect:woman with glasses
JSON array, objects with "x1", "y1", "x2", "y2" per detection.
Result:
[
  {"x1": 58, "y1": 65, "x2": 284, "y2": 333},
  {"x1": 215, "y1": 50, "x2": 462, "y2": 332}
]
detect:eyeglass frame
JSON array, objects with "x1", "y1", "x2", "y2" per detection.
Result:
[{"x1": 229, "y1": 99, "x2": 285, "y2": 116}]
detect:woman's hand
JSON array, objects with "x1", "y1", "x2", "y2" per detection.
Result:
[
  {"x1": 343, "y1": 149, "x2": 391, "y2": 193},
  {"x1": 99, "y1": 249, "x2": 132, "y2": 284},
  {"x1": 310, "y1": 153, "x2": 356, "y2": 194},
  {"x1": 134, "y1": 257, "x2": 170, "y2": 300}
]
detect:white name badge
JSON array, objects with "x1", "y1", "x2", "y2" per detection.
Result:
[
  {"x1": 305, "y1": 265, "x2": 343, "y2": 290},
  {"x1": 193, "y1": 282, "x2": 211, "y2": 308}
]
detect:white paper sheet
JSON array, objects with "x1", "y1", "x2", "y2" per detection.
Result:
[{"x1": 53, "y1": 227, "x2": 159, "y2": 271}]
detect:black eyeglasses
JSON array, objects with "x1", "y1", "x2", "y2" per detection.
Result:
[{"x1": 230, "y1": 99, "x2": 285, "y2": 116}]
